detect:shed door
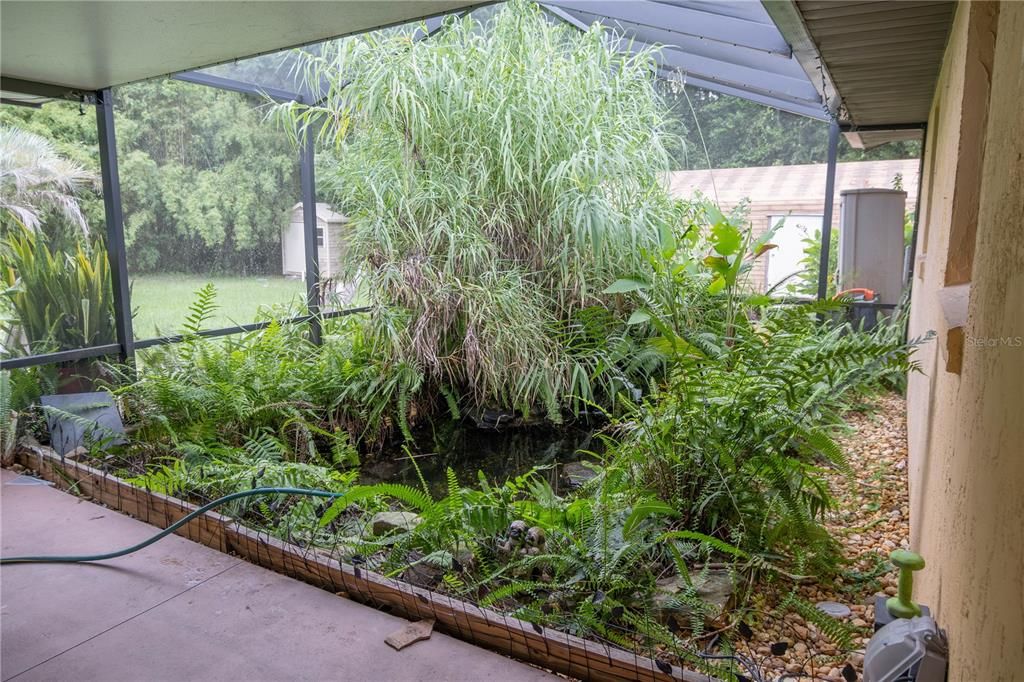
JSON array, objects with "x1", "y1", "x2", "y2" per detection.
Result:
[
  {"x1": 283, "y1": 220, "x2": 305, "y2": 276},
  {"x1": 766, "y1": 215, "x2": 822, "y2": 295}
]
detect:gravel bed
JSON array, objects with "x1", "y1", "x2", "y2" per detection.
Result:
[{"x1": 729, "y1": 392, "x2": 911, "y2": 681}]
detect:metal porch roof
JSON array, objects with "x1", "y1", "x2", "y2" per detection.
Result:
[
  {"x1": 2, "y1": 0, "x2": 829, "y2": 123},
  {"x1": 0, "y1": 1, "x2": 479, "y2": 100},
  {"x1": 764, "y1": 0, "x2": 956, "y2": 146},
  {"x1": 542, "y1": 0, "x2": 829, "y2": 120},
  {"x1": 3, "y1": 0, "x2": 956, "y2": 137}
]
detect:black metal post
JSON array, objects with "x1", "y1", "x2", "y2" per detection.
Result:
[
  {"x1": 299, "y1": 126, "x2": 322, "y2": 345},
  {"x1": 1, "y1": 344, "x2": 123, "y2": 371},
  {"x1": 817, "y1": 120, "x2": 840, "y2": 301},
  {"x1": 95, "y1": 88, "x2": 135, "y2": 362},
  {"x1": 133, "y1": 307, "x2": 368, "y2": 350}
]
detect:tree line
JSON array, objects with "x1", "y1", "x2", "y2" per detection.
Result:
[
  {"x1": 0, "y1": 80, "x2": 298, "y2": 275},
  {"x1": 1, "y1": 79, "x2": 917, "y2": 276}
]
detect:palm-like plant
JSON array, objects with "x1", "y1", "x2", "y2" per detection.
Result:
[{"x1": 0, "y1": 126, "x2": 95, "y2": 234}]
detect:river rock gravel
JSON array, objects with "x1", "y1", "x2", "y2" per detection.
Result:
[{"x1": 730, "y1": 392, "x2": 911, "y2": 682}]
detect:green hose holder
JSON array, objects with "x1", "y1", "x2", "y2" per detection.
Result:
[{"x1": 886, "y1": 549, "x2": 926, "y2": 618}]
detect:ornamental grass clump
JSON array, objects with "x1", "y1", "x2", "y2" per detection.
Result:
[{"x1": 277, "y1": 0, "x2": 682, "y2": 421}]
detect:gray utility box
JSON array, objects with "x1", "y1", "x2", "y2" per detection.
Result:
[{"x1": 838, "y1": 188, "x2": 908, "y2": 305}]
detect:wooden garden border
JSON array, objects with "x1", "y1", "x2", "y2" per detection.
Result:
[{"x1": 13, "y1": 445, "x2": 712, "y2": 682}]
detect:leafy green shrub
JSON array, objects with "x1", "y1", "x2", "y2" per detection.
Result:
[
  {"x1": 102, "y1": 228, "x2": 918, "y2": 668},
  {"x1": 126, "y1": 435, "x2": 357, "y2": 543},
  {"x1": 797, "y1": 226, "x2": 839, "y2": 298},
  {"x1": 1, "y1": 224, "x2": 116, "y2": 354},
  {"x1": 115, "y1": 285, "x2": 359, "y2": 465},
  {"x1": 601, "y1": 206, "x2": 925, "y2": 574}
]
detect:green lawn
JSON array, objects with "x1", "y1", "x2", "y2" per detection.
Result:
[{"x1": 131, "y1": 274, "x2": 306, "y2": 339}]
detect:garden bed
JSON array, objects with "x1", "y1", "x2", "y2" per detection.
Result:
[
  {"x1": 10, "y1": 391, "x2": 914, "y2": 682},
  {"x1": 12, "y1": 442, "x2": 702, "y2": 682}
]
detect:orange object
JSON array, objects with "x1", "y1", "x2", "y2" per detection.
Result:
[{"x1": 835, "y1": 288, "x2": 876, "y2": 301}]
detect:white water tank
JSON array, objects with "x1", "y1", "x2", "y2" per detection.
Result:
[{"x1": 838, "y1": 188, "x2": 907, "y2": 305}]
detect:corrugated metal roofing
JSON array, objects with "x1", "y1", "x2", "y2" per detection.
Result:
[
  {"x1": 797, "y1": 0, "x2": 955, "y2": 126},
  {"x1": 766, "y1": 0, "x2": 955, "y2": 144}
]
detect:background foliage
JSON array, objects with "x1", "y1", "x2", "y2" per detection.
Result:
[
  {"x1": 0, "y1": 81, "x2": 298, "y2": 274},
  {"x1": 662, "y1": 84, "x2": 920, "y2": 170}
]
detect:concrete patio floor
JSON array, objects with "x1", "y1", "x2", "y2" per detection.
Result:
[{"x1": 0, "y1": 468, "x2": 556, "y2": 682}]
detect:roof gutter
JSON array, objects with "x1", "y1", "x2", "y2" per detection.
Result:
[
  {"x1": 761, "y1": 0, "x2": 843, "y2": 121},
  {"x1": 0, "y1": 76, "x2": 89, "y2": 104}
]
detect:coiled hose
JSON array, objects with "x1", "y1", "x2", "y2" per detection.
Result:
[{"x1": 0, "y1": 487, "x2": 340, "y2": 565}]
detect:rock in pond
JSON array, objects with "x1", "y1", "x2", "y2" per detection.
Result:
[
  {"x1": 653, "y1": 569, "x2": 735, "y2": 626},
  {"x1": 469, "y1": 407, "x2": 529, "y2": 429},
  {"x1": 371, "y1": 511, "x2": 422, "y2": 535},
  {"x1": 559, "y1": 461, "x2": 598, "y2": 489},
  {"x1": 64, "y1": 445, "x2": 89, "y2": 461}
]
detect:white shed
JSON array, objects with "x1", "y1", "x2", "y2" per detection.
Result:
[{"x1": 281, "y1": 202, "x2": 347, "y2": 279}]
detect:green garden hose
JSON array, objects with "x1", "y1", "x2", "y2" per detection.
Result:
[{"x1": 0, "y1": 487, "x2": 340, "y2": 565}]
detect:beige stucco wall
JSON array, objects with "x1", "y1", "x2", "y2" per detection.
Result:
[{"x1": 906, "y1": 2, "x2": 1024, "y2": 679}]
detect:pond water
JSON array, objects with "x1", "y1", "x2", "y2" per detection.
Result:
[{"x1": 358, "y1": 420, "x2": 605, "y2": 499}]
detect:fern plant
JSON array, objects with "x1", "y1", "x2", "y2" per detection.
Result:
[
  {"x1": 315, "y1": 461, "x2": 743, "y2": 672},
  {"x1": 111, "y1": 285, "x2": 362, "y2": 467},
  {"x1": 603, "y1": 205, "x2": 926, "y2": 575},
  {"x1": 125, "y1": 433, "x2": 357, "y2": 543}
]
